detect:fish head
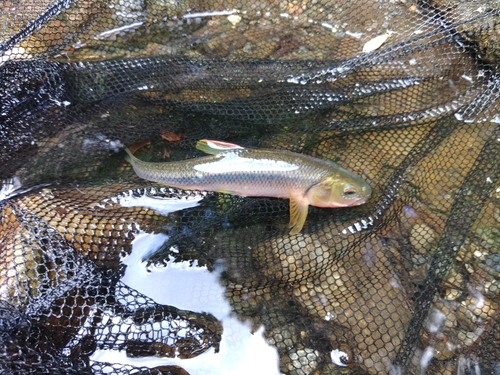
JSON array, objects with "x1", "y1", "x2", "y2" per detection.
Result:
[{"x1": 307, "y1": 173, "x2": 372, "y2": 208}]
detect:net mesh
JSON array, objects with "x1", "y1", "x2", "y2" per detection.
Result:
[{"x1": 1, "y1": 0, "x2": 500, "y2": 374}]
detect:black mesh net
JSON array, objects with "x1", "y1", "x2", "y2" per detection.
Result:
[{"x1": 1, "y1": 0, "x2": 500, "y2": 374}]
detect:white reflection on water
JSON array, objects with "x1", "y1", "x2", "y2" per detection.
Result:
[
  {"x1": 91, "y1": 230, "x2": 282, "y2": 375},
  {"x1": 97, "y1": 187, "x2": 207, "y2": 215}
]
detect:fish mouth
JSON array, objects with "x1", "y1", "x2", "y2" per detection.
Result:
[
  {"x1": 353, "y1": 196, "x2": 371, "y2": 205},
  {"x1": 337, "y1": 196, "x2": 370, "y2": 207},
  {"x1": 329, "y1": 200, "x2": 364, "y2": 208}
]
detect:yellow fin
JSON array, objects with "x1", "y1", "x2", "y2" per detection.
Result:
[
  {"x1": 289, "y1": 194, "x2": 309, "y2": 235},
  {"x1": 196, "y1": 139, "x2": 244, "y2": 155},
  {"x1": 218, "y1": 189, "x2": 239, "y2": 195}
]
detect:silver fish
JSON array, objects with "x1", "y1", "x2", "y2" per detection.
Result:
[{"x1": 125, "y1": 140, "x2": 372, "y2": 234}]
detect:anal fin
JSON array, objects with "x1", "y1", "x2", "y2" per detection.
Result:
[{"x1": 289, "y1": 194, "x2": 309, "y2": 235}]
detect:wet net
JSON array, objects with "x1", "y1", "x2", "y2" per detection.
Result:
[{"x1": 1, "y1": 0, "x2": 500, "y2": 374}]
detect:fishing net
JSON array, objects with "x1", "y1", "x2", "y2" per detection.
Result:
[{"x1": 1, "y1": 0, "x2": 500, "y2": 374}]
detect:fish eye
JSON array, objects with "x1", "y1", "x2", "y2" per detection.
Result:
[{"x1": 343, "y1": 187, "x2": 358, "y2": 196}]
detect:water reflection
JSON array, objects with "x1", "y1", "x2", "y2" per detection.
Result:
[{"x1": 91, "y1": 228, "x2": 281, "y2": 374}]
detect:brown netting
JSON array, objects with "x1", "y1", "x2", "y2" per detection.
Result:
[{"x1": 1, "y1": 0, "x2": 500, "y2": 374}]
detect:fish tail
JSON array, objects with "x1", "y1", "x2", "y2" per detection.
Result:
[{"x1": 124, "y1": 148, "x2": 134, "y2": 163}]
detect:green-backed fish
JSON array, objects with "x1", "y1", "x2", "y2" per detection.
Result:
[{"x1": 125, "y1": 140, "x2": 372, "y2": 235}]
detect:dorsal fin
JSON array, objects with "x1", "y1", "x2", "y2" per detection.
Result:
[{"x1": 196, "y1": 139, "x2": 245, "y2": 155}]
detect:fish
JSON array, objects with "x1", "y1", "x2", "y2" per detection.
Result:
[{"x1": 125, "y1": 140, "x2": 372, "y2": 235}]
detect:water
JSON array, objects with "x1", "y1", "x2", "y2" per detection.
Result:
[{"x1": 90, "y1": 216, "x2": 282, "y2": 374}]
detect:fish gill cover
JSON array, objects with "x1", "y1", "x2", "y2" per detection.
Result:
[{"x1": 0, "y1": 0, "x2": 500, "y2": 374}]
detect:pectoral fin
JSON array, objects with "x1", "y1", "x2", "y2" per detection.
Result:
[
  {"x1": 289, "y1": 194, "x2": 309, "y2": 235},
  {"x1": 196, "y1": 139, "x2": 245, "y2": 155}
]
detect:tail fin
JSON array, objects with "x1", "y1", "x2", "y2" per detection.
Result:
[
  {"x1": 196, "y1": 139, "x2": 244, "y2": 155},
  {"x1": 124, "y1": 148, "x2": 134, "y2": 163}
]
